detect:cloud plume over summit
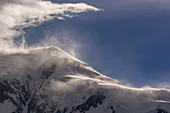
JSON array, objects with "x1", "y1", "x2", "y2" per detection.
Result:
[{"x1": 0, "y1": 0, "x2": 100, "y2": 51}]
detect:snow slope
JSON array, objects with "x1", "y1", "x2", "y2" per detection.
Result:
[{"x1": 0, "y1": 47, "x2": 170, "y2": 113}]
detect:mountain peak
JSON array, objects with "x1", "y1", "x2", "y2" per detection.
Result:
[
  {"x1": 0, "y1": 46, "x2": 170, "y2": 113},
  {"x1": 0, "y1": 46, "x2": 120, "y2": 83}
]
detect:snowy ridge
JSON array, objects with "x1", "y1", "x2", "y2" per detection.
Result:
[{"x1": 0, "y1": 46, "x2": 170, "y2": 113}]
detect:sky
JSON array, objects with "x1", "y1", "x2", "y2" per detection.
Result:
[{"x1": 1, "y1": 0, "x2": 170, "y2": 88}]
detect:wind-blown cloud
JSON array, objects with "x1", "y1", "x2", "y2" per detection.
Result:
[
  {"x1": 0, "y1": 0, "x2": 100, "y2": 50},
  {"x1": 31, "y1": 30, "x2": 81, "y2": 58}
]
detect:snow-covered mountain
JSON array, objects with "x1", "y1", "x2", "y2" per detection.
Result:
[{"x1": 0, "y1": 47, "x2": 170, "y2": 113}]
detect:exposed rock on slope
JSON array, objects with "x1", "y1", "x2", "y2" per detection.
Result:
[{"x1": 0, "y1": 47, "x2": 170, "y2": 113}]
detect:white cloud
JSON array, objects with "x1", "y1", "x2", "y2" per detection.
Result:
[
  {"x1": 154, "y1": 82, "x2": 170, "y2": 89},
  {"x1": 32, "y1": 30, "x2": 81, "y2": 58},
  {"x1": 0, "y1": 0, "x2": 100, "y2": 50}
]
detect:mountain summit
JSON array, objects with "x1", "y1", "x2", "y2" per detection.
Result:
[{"x1": 0, "y1": 47, "x2": 170, "y2": 113}]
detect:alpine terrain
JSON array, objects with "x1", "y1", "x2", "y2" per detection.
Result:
[{"x1": 0, "y1": 47, "x2": 170, "y2": 113}]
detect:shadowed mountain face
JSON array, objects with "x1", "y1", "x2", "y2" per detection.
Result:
[{"x1": 0, "y1": 47, "x2": 170, "y2": 113}]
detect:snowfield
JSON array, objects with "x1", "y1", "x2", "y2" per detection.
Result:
[{"x1": 0, "y1": 47, "x2": 170, "y2": 113}]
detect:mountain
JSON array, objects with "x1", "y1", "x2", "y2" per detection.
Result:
[{"x1": 0, "y1": 47, "x2": 170, "y2": 113}]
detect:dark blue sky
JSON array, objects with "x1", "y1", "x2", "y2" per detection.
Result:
[{"x1": 26, "y1": 0, "x2": 170, "y2": 87}]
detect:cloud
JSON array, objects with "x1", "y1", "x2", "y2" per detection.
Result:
[
  {"x1": 151, "y1": 82, "x2": 170, "y2": 89},
  {"x1": 45, "y1": 73, "x2": 170, "y2": 109},
  {"x1": 0, "y1": 0, "x2": 100, "y2": 50},
  {"x1": 32, "y1": 31, "x2": 81, "y2": 58}
]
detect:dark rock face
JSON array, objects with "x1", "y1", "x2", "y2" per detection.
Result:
[
  {"x1": 75, "y1": 92, "x2": 105, "y2": 113},
  {"x1": 0, "y1": 79, "x2": 30, "y2": 113},
  {"x1": 56, "y1": 107, "x2": 68, "y2": 113},
  {"x1": 27, "y1": 64, "x2": 57, "y2": 113},
  {"x1": 146, "y1": 107, "x2": 170, "y2": 113},
  {"x1": 110, "y1": 106, "x2": 116, "y2": 113},
  {"x1": 156, "y1": 108, "x2": 169, "y2": 113},
  {"x1": 0, "y1": 63, "x2": 107, "y2": 113},
  {"x1": 41, "y1": 64, "x2": 56, "y2": 79},
  {"x1": 27, "y1": 91, "x2": 105, "y2": 113},
  {"x1": 0, "y1": 64, "x2": 56, "y2": 113}
]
